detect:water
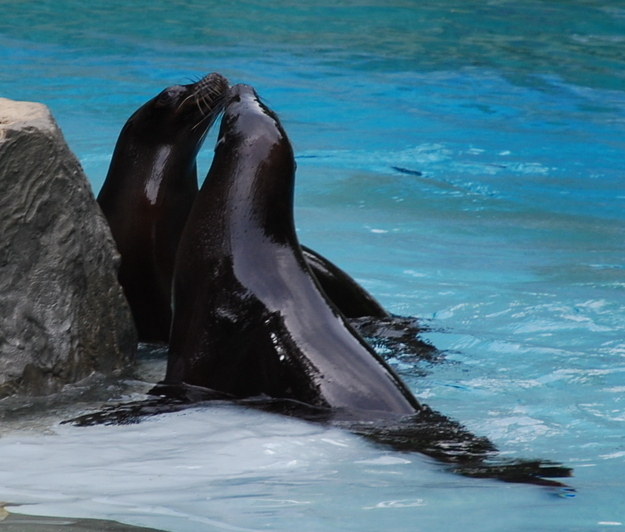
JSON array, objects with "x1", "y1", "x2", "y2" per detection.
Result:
[{"x1": 1, "y1": 1, "x2": 624, "y2": 530}]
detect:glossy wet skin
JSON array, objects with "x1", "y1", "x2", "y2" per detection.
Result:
[
  {"x1": 165, "y1": 84, "x2": 421, "y2": 417},
  {"x1": 97, "y1": 72, "x2": 229, "y2": 343}
]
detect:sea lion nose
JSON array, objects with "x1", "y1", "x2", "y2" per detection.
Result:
[{"x1": 227, "y1": 83, "x2": 256, "y2": 103}]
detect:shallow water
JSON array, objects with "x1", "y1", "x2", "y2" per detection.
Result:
[{"x1": 1, "y1": 1, "x2": 624, "y2": 530}]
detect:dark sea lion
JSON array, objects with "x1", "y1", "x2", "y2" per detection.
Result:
[
  {"x1": 300, "y1": 248, "x2": 439, "y2": 364},
  {"x1": 97, "y1": 72, "x2": 229, "y2": 343},
  {"x1": 301, "y1": 245, "x2": 389, "y2": 318},
  {"x1": 96, "y1": 70, "x2": 401, "y2": 341},
  {"x1": 164, "y1": 84, "x2": 420, "y2": 416}
]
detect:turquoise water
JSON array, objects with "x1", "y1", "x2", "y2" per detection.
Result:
[{"x1": 1, "y1": 1, "x2": 624, "y2": 530}]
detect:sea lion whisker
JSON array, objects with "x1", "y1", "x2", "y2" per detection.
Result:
[
  {"x1": 198, "y1": 93, "x2": 210, "y2": 115},
  {"x1": 176, "y1": 92, "x2": 197, "y2": 113},
  {"x1": 194, "y1": 91, "x2": 207, "y2": 118},
  {"x1": 195, "y1": 85, "x2": 216, "y2": 116},
  {"x1": 191, "y1": 102, "x2": 214, "y2": 130},
  {"x1": 190, "y1": 95, "x2": 225, "y2": 131},
  {"x1": 202, "y1": 89, "x2": 226, "y2": 113}
]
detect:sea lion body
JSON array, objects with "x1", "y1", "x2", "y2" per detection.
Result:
[
  {"x1": 164, "y1": 84, "x2": 420, "y2": 417},
  {"x1": 97, "y1": 73, "x2": 229, "y2": 343}
]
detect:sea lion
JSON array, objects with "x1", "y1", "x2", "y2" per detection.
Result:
[
  {"x1": 301, "y1": 246, "x2": 389, "y2": 318},
  {"x1": 97, "y1": 72, "x2": 229, "y2": 343},
  {"x1": 164, "y1": 84, "x2": 421, "y2": 416},
  {"x1": 79, "y1": 84, "x2": 571, "y2": 487},
  {"x1": 301, "y1": 248, "x2": 440, "y2": 362}
]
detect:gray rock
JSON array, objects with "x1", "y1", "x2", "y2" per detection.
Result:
[{"x1": 0, "y1": 98, "x2": 137, "y2": 397}]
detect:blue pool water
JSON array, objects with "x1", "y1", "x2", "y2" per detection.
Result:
[{"x1": 0, "y1": 1, "x2": 624, "y2": 530}]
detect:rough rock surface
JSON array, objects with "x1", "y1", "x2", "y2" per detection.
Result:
[{"x1": 0, "y1": 97, "x2": 137, "y2": 397}]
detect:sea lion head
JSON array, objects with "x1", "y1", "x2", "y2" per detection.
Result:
[{"x1": 123, "y1": 72, "x2": 229, "y2": 149}]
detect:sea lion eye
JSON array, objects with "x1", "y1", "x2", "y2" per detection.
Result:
[{"x1": 156, "y1": 86, "x2": 182, "y2": 107}]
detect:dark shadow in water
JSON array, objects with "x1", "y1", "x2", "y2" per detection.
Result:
[{"x1": 64, "y1": 382, "x2": 574, "y2": 491}]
